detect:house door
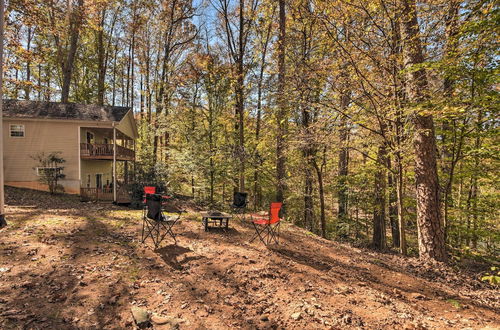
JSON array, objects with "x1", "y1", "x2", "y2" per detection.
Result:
[
  {"x1": 95, "y1": 174, "x2": 103, "y2": 189},
  {"x1": 87, "y1": 132, "x2": 94, "y2": 144}
]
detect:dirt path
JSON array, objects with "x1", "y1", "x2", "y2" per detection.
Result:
[{"x1": 0, "y1": 187, "x2": 498, "y2": 329}]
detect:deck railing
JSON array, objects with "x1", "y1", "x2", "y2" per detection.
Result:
[
  {"x1": 80, "y1": 143, "x2": 134, "y2": 160},
  {"x1": 80, "y1": 187, "x2": 131, "y2": 203}
]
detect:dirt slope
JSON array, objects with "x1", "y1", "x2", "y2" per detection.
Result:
[{"x1": 0, "y1": 187, "x2": 498, "y2": 329}]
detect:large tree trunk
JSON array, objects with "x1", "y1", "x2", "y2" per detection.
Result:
[
  {"x1": 276, "y1": 0, "x2": 287, "y2": 203},
  {"x1": 400, "y1": 0, "x2": 446, "y2": 262},
  {"x1": 237, "y1": 0, "x2": 246, "y2": 192},
  {"x1": 373, "y1": 145, "x2": 387, "y2": 249},
  {"x1": 61, "y1": 0, "x2": 84, "y2": 103},
  {"x1": 253, "y1": 15, "x2": 273, "y2": 210}
]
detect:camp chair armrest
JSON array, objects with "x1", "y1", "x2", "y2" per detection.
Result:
[
  {"x1": 249, "y1": 211, "x2": 268, "y2": 217},
  {"x1": 252, "y1": 219, "x2": 270, "y2": 225}
]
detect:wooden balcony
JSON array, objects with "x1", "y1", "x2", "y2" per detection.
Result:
[
  {"x1": 80, "y1": 187, "x2": 131, "y2": 203},
  {"x1": 80, "y1": 143, "x2": 135, "y2": 161}
]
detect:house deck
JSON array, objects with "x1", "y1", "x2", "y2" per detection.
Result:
[
  {"x1": 80, "y1": 187, "x2": 132, "y2": 204},
  {"x1": 80, "y1": 143, "x2": 135, "y2": 161}
]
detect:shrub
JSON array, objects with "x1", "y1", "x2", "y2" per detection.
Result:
[{"x1": 31, "y1": 152, "x2": 66, "y2": 194}]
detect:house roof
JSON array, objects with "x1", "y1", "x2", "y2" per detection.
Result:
[{"x1": 2, "y1": 99, "x2": 131, "y2": 122}]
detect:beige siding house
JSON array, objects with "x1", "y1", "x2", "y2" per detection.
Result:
[{"x1": 2, "y1": 100, "x2": 138, "y2": 202}]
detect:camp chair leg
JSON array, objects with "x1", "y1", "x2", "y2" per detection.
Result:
[
  {"x1": 249, "y1": 224, "x2": 259, "y2": 243},
  {"x1": 157, "y1": 221, "x2": 178, "y2": 246},
  {"x1": 141, "y1": 208, "x2": 147, "y2": 243},
  {"x1": 141, "y1": 219, "x2": 145, "y2": 243},
  {"x1": 268, "y1": 222, "x2": 280, "y2": 245},
  {"x1": 142, "y1": 219, "x2": 155, "y2": 244},
  {"x1": 231, "y1": 207, "x2": 247, "y2": 222},
  {"x1": 142, "y1": 218, "x2": 163, "y2": 248},
  {"x1": 250, "y1": 223, "x2": 272, "y2": 245},
  {"x1": 250, "y1": 222, "x2": 265, "y2": 243}
]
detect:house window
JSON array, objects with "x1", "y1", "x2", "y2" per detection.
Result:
[
  {"x1": 36, "y1": 167, "x2": 63, "y2": 177},
  {"x1": 10, "y1": 124, "x2": 25, "y2": 137}
]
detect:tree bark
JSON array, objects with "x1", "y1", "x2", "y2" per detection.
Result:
[
  {"x1": 253, "y1": 12, "x2": 273, "y2": 210},
  {"x1": 25, "y1": 27, "x2": 33, "y2": 99},
  {"x1": 400, "y1": 0, "x2": 446, "y2": 262},
  {"x1": 313, "y1": 150, "x2": 327, "y2": 238},
  {"x1": 373, "y1": 145, "x2": 387, "y2": 249},
  {"x1": 304, "y1": 159, "x2": 314, "y2": 231},
  {"x1": 337, "y1": 91, "x2": 351, "y2": 221},
  {"x1": 96, "y1": 10, "x2": 106, "y2": 105},
  {"x1": 61, "y1": 0, "x2": 84, "y2": 103},
  {"x1": 441, "y1": 0, "x2": 460, "y2": 242},
  {"x1": 236, "y1": 0, "x2": 246, "y2": 192},
  {"x1": 387, "y1": 155, "x2": 400, "y2": 247},
  {"x1": 276, "y1": 0, "x2": 287, "y2": 203}
]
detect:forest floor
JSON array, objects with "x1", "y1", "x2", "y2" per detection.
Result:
[{"x1": 0, "y1": 186, "x2": 498, "y2": 329}]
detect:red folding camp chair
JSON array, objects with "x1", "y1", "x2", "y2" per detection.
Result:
[
  {"x1": 143, "y1": 186, "x2": 171, "y2": 206},
  {"x1": 143, "y1": 186, "x2": 156, "y2": 204},
  {"x1": 250, "y1": 202, "x2": 282, "y2": 245}
]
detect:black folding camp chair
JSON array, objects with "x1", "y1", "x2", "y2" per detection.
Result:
[
  {"x1": 142, "y1": 194, "x2": 181, "y2": 249},
  {"x1": 230, "y1": 192, "x2": 248, "y2": 220}
]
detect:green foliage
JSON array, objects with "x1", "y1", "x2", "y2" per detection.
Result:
[
  {"x1": 481, "y1": 267, "x2": 500, "y2": 286},
  {"x1": 31, "y1": 152, "x2": 66, "y2": 194},
  {"x1": 446, "y1": 299, "x2": 462, "y2": 309}
]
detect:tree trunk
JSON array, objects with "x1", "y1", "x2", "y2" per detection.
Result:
[
  {"x1": 396, "y1": 155, "x2": 407, "y2": 255},
  {"x1": 37, "y1": 63, "x2": 41, "y2": 100},
  {"x1": 441, "y1": 0, "x2": 460, "y2": 242},
  {"x1": 96, "y1": 10, "x2": 105, "y2": 105},
  {"x1": 373, "y1": 145, "x2": 387, "y2": 249},
  {"x1": 61, "y1": 0, "x2": 84, "y2": 103},
  {"x1": 25, "y1": 27, "x2": 33, "y2": 99},
  {"x1": 44, "y1": 65, "x2": 51, "y2": 101},
  {"x1": 253, "y1": 14, "x2": 273, "y2": 210},
  {"x1": 470, "y1": 110, "x2": 483, "y2": 249},
  {"x1": 236, "y1": 0, "x2": 246, "y2": 192},
  {"x1": 304, "y1": 163, "x2": 314, "y2": 231},
  {"x1": 387, "y1": 155, "x2": 400, "y2": 247},
  {"x1": 112, "y1": 44, "x2": 117, "y2": 106},
  {"x1": 337, "y1": 90, "x2": 350, "y2": 221},
  {"x1": 276, "y1": 0, "x2": 286, "y2": 203},
  {"x1": 209, "y1": 113, "x2": 215, "y2": 207},
  {"x1": 313, "y1": 152, "x2": 327, "y2": 238},
  {"x1": 401, "y1": 0, "x2": 446, "y2": 262}
]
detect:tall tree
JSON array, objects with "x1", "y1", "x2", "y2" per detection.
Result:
[
  {"x1": 400, "y1": 0, "x2": 446, "y2": 261},
  {"x1": 55, "y1": 0, "x2": 85, "y2": 103},
  {"x1": 373, "y1": 144, "x2": 387, "y2": 249},
  {"x1": 276, "y1": 0, "x2": 287, "y2": 203}
]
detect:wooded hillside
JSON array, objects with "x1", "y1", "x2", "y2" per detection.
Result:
[{"x1": 3, "y1": 0, "x2": 499, "y2": 262}]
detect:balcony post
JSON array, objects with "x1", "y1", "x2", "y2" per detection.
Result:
[{"x1": 113, "y1": 124, "x2": 117, "y2": 203}]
